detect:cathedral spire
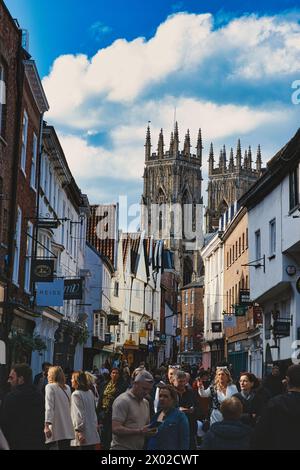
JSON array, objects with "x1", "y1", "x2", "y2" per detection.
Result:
[
  {"x1": 183, "y1": 129, "x2": 191, "y2": 159},
  {"x1": 256, "y1": 144, "x2": 262, "y2": 172},
  {"x1": 229, "y1": 147, "x2": 234, "y2": 172},
  {"x1": 173, "y1": 121, "x2": 179, "y2": 157},
  {"x1": 158, "y1": 128, "x2": 164, "y2": 159},
  {"x1": 196, "y1": 128, "x2": 203, "y2": 164},
  {"x1": 169, "y1": 131, "x2": 174, "y2": 156},
  {"x1": 145, "y1": 124, "x2": 151, "y2": 160},
  {"x1": 236, "y1": 139, "x2": 242, "y2": 171},
  {"x1": 244, "y1": 150, "x2": 248, "y2": 169},
  {"x1": 219, "y1": 148, "x2": 223, "y2": 171},
  {"x1": 208, "y1": 143, "x2": 214, "y2": 175},
  {"x1": 223, "y1": 145, "x2": 227, "y2": 170},
  {"x1": 248, "y1": 145, "x2": 252, "y2": 170}
]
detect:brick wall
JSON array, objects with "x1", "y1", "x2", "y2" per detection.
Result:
[{"x1": 0, "y1": 0, "x2": 21, "y2": 277}]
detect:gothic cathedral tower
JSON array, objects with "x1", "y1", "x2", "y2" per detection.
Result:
[
  {"x1": 205, "y1": 141, "x2": 264, "y2": 232},
  {"x1": 141, "y1": 123, "x2": 203, "y2": 286}
]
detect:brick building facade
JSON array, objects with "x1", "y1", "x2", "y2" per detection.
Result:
[
  {"x1": 178, "y1": 279, "x2": 204, "y2": 365},
  {"x1": 222, "y1": 207, "x2": 262, "y2": 378},
  {"x1": 0, "y1": 1, "x2": 22, "y2": 356}
]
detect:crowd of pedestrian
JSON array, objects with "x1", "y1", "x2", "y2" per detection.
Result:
[{"x1": 0, "y1": 359, "x2": 299, "y2": 450}]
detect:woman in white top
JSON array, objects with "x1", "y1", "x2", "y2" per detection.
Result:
[
  {"x1": 197, "y1": 367, "x2": 238, "y2": 425},
  {"x1": 44, "y1": 366, "x2": 75, "y2": 450},
  {"x1": 71, "y1": 371, "x2": 100, "y2": 450}
]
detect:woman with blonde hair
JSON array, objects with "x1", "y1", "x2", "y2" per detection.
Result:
[
  {"x1": 71, "y1": 371, "x2": 100, "y2": 450},
  {"x1": 44, "y1": 366, "x2": 75, "y2": 450},
  {"x1": 85, "y1": 371, "x2": 100, "y2": 407},
  {"x1": 197, "y1": 367, "x2": 238, "y2": 426}
]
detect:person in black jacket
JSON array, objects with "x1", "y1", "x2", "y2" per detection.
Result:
[
  {"x1": 174, "y1": 370, "x2": 198, "y2": 449},
  {"x1": 262, "y1": 365, "x2": 285, "y2": 398},
  {"x1": 201, "y1": 397, "x2": 252, "y2": 450},
  {"x1": 0, "y1": 364, "x2": 45, "y2": 450},
  {"x1": 252, "y1": 364, "x2": 300, "y2": 450},
  {"x1": 234, "y1": 372, "x2": 269, "y2": 426},
  {"x1": 33, "y1": 362, "x2": 52, "y2": 395}
]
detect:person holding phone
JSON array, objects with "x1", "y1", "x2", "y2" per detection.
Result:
[
  {"x1": 173, "y1": 370, "x2": 198, "y2": 449},
  {"x1": 146, "y1": 385, "x2": 189, "y2": 450}
]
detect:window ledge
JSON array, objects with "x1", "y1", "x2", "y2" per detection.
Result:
[
  {"x1": 0, "y1": 135, "x2": 7, "y2": 147},
  {"x1": 289, "y1": 205, "x2": 300, "y2": 216}
]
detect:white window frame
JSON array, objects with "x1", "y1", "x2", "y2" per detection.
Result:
[
  {"x1": 191, "y1": 289, "x2": 194, "y2": 304},
  {"x1": 190, "y1": 314, "x2": 194, "y2": 327},
  {"x1": 61, "y1": 200, "x2": 66, "y2": 245},
  {"x1": 13, "y1": 207, "x2": 22, "y2": 285},
  {"x1": 184, "y1": 290, "x2": 188, "y2": 305},
  {"x1": 49, "y1": 168, "x2": 53, "y2": 204},
  {"x1": 21, "y1": 111, "x2": 28, "y2": 174},
  {"x1": 269, "y1": 219, "x2": 276, "y2": 257},
  {"x1": 129, "y1": 315, "x2": 136, "y2": 333},
  {"x1": 94, "y1": 313, "x2": 105, "y2": 341},
  {"x1": 24, "y1": 221, "x2": 33, "y2": 292},
  {"x1": 30, "y1": 132, "x2": 38, "y2": 189},
  {"x1": 184, "y1": 336, "x2": 188, "y2": 351},
  {"x1": 255, "y1": 230, "x2": 261, "y2": 261}
]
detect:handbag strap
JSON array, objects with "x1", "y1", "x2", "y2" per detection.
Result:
[
  {"x1": 210, "y1": 386, "x2": 221, "y2": 410},
  {"x1": 60, "y1": 385, "x2": 70, "y2": 403}
]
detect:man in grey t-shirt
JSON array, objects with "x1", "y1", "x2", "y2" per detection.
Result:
[{"x1": 111, "y1": 371, "x2": 154, "y2": 450}]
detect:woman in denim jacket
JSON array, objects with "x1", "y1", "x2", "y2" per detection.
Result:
[{"x1": 146, "y1": 385, "x2": 189, "y2": 450}]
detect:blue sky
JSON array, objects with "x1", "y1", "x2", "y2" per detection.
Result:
[{"x1": 5, "y1": 0, "x2": 300, "y2": 210}]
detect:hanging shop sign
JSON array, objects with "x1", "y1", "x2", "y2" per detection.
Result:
[
  {"x1": 37, "y1": 219, "x2": 59, "y2": 230},
  {"x1": 286, "y1": 265, "x2": 297, "y2": 276},
  {"x1": 235, "y1": 305, "x2": 247, "y2": 317},
  {"x1": 224, "y1": 315, "x2": 237, "y2": 329},
  {"x1": 239, "y1": 290, "x2": 251, "y2": 306},
  {"x1": 32, "y1": 259, "x2": 54, "y2": 283},
  {"x1": 146, "y1": 321, "x2": 153, "y2": 332},
  {"x1": 211, "y1": 322, "x2": 222, "y2": 333},
  {"x1": 64, "y1": 278, "x2": 83, "y2": 300},
  {"x1": 36, "y1": 279, "x2": 64, "y2": 307},
  {"x1": 273, "y1": 320, "x2": 290, "y2": 338},
  {"x1": 107, "y1": 315, "x2": 120, "y2": 326},
  {"x1": 253, "y1": 306, "x2": 263, "y2": 326}
]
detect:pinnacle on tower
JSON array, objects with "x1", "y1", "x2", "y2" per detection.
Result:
[
  {"x1": 208, "y1": 142, "x2": 214, "y2": 175},
  {"x1": 158, "y1": 128, "x2": 164, "y2": 159},
  {"x1": 173, "y1": 121, "x2": 180, "y2": 157},
  {"x1": 248, "y1": 145, "x2": 252, "y2": 169},
  {"x1": 183, "y1": 129, "x2": 191, "y2": 158},
  {"x1": 145, "y1": 124, "x2": 152, "y2": 160},
  {"x1": 256, "y1": 144, "x2": 262, "y2": 172},
  {"x1": 229, "y1": 147, "x2": 234, "y2": 172},
  {"x1": 196, "y1": 128, "x2": 203, "y2": 163},
  {"x1": 219, "y1": 148, "x2": 224, "y2": 171},
  {"x1": 236, "y1": 139, "x2": 242, "y2": 170},
  {"x1": 169, "y1": 131, "x2": 174, "y2": 155},
  {"x1": 244, "y1": 150, "x2": 248, "y2": 169},
  {"x1": 223, "y1": 145, "x2": 227, "y2": 170}
]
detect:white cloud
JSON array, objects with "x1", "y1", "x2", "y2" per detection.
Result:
[{"x1": 42, "y1": 11, "x2": 300, "y2": 202}]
